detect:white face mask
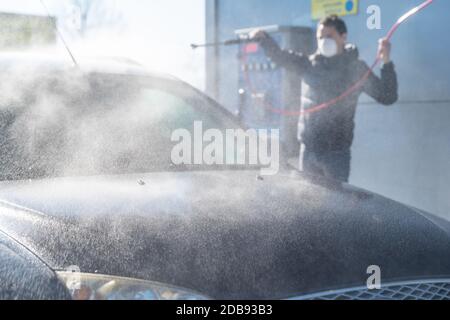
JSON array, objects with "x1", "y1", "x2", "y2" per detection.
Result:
[{"x1": 318, "y1": 38, "x2": 338, "y2": 58}]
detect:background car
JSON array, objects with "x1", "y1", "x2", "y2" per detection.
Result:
[{"x1": 0, "y1": 53, "x2": 449, "y2": 300}]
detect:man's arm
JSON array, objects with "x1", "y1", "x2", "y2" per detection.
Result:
[
  {"x1": 362, "y1": 61, "x2": 398, "y2": 105},
  {"x1": 362, "y1": 38, "x2": 398, "y2": 106},
  {"x1": 250, "y1": 30, "x2": 312, "y2": 74}
]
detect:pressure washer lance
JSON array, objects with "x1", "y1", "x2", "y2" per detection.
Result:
[{"x1": 191, "y1": 37, "x2": 258, "y2": 50}]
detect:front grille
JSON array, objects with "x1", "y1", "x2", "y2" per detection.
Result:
[{"x1": 291, "y1": 280, "x2": 450, "y2": 300}]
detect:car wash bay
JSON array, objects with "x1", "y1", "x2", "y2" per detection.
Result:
[{"x1": 204, "y1": 0, "x2": 450, "y2": 220}]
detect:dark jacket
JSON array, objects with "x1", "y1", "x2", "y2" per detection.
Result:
[{"x1": 260, "y1": 37, "x2": 398, "y2": 153}]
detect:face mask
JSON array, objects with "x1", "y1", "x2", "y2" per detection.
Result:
[{"x1": 318, "y1": 38, "x2": 338, "y2": 58}]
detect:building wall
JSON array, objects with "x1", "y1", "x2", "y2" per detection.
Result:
[
  {"x1": 205, "y1": 0, "x2": 450, "y2": 220},
  {"x1": 0, "y1": 12, "x2": 56, "y2": 49}
]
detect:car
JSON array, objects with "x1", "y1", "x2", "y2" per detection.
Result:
[{"x1": 0, "y1": 53, "x2": 449, "y2": 300}]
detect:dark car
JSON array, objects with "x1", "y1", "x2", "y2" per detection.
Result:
[{"x1": 0, "y1": 53, "x2": 449, "y2": 300}]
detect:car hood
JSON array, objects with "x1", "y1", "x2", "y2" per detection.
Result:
[{"x1": 0, "y1": 170, "x2": 449, "y2": 299}]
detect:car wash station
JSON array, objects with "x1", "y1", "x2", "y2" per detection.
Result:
[
  {"x1": 202, "y1": 0, "x2": 450, "y2": 219},
  {"x1": 0, "y1": 0, "x2": 450, "y2": 303}
]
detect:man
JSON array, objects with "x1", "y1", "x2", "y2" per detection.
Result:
[{"x1": 250, "y1": 15, "x2": 398, "y2": 182}]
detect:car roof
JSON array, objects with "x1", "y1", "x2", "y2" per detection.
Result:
[{"x1": 0, "y1": 51, "x2": 179, "y2": 80}]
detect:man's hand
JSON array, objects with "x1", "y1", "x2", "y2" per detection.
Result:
[
  {"x1": 248, "y1": 29, "x2": 269, "y2": 41},
  {"x1": 378, "y1": 38, "x2": 392, "y2": 64}
]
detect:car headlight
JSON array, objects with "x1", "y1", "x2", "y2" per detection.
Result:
[{"x1": 56, "y1": 271, "x2": 209, "y2": 300}]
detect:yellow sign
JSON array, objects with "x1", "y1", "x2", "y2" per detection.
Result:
[{"x1": 312, "y1": 0, "x2": 359, "y2": 20}]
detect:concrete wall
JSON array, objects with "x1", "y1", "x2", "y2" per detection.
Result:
[{"x1": 205, "y1": 0, "x2": 450, "y2": 220}]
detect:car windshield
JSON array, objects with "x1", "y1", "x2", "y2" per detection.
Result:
[{"x1": 0, "y1": 70, "x2": 244, "y2": 180}]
